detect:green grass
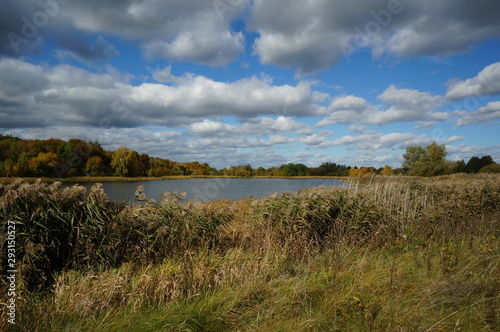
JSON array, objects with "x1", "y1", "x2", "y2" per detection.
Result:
[{"x1": 1, "y1": 174, "x2": 499, "y2": 331}]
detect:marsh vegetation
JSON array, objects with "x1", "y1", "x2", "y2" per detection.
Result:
[{"x1": 1, "y1": 174, "x2": 499, "y2": 331}]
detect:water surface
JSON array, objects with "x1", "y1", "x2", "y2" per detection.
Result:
[{"x1": 70, "y1": 178, "x2": 350, "y2": 202}]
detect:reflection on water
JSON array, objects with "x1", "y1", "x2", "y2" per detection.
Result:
[{"x1": 66, "y1": 178, "x2": 352, "y2": 202}]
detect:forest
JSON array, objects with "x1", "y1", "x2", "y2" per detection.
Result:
[{"x1": 0, "y1": 134, "x2": 498, "y2": 178}]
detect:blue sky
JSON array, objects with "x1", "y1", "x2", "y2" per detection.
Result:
[{"x1": 1, "y1": 0, "x2": 499, "y2": 169}]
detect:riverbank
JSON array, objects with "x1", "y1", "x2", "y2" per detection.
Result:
[
  {"x1": 1, "y1": 174, "x2": 499, "y2": 331},
  {"x1": 0, "y1": 175, "x2": 238, "y2": 183},
  {"x1": 0, "y1": 175, "x2": 351, "y2": 183}
]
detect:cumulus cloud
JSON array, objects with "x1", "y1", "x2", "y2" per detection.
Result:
[
  {"x1": 372, "y1": 85, "x2": 443, "y2": 124},
  {"x1": 56, "y1": 35, "x2": 120, "y2": 62},
  {"x1": 249, "y1": 0, "x2": 500, "y2": 74},
  {"x1": 65, "y1": 0, "x2": 248, "y2": 66},
  {"x1": 317, "y1": 86, "x2": 443, "y2": 127},
  {"x1": 3, "y1": 0, "x2": 499, "y2": 71},
  {"x1": 143, "y1": 19, "x2": 245, "y2": 66},
  {"x1": 446, "y1": 62, "x2": 500, "y2": 100},
  {"x1": 446, "y1": 144, "x2": 500, "y2": 162},
  {"x1": 0, "y1": 0, "x2": 248, "y2": 66},
  {"x1": 328, "y1": 132, "x2": 464, "y2": 151},
  {"x1": 0, "y1": 59, "x2": 323, "y2": 128},
  {"x1": 456, "y1": 101, "x2": 500, "y2": 126}
]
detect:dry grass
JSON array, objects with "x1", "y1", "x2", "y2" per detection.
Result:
[{"x1": 1, "y1": 174, "x2": 499, "y2": 331}]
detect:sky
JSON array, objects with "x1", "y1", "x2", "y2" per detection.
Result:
[{"x1": 0, "y1": 0, "x2": 499, "y2": 169}]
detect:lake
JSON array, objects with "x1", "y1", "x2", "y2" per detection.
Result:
[{"x1": 69, "y1": 178, "x2": 351, "y2": 202}]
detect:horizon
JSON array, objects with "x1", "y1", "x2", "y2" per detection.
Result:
[{"x1": 1, "y1": 0, "x2": 499, "y2": 169}]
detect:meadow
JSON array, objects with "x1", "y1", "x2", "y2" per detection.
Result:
[{"x1": 1, "y1": 174, "x2": 499, "y2": 331}]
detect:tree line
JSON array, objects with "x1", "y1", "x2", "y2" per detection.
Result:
[
  {"x1": 401, "y1": 142, "x2": 499, "y2": 176},
  {"x1": 0, "y1": 135, "x2": 215, "y2": 178},
  {"x1": 0, "y1": 135, "x2": 498, "y2": 178}
]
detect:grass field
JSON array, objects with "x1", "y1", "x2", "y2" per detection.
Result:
[{"x1": 1, "y1": 174, "x2": 499, "y2": 331}]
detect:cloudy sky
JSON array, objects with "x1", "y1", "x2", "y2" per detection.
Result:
[{"x1": 1, "y1": 0, "x2": 499, "y2": 169}]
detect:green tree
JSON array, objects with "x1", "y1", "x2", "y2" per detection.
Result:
[
  {"x1": 478, "y1": 163, "x2": 500, "y2": 173},
  {"x1": 402, "y1": 145, "x2": 426, "y2": 171},
  {"x1": 281, "y1": 163, "x2": 309, "y2": 176},
  {"x1": 403, "y1": 142, "x2": 448, "y2": 176},
  {"x1": 466, "y1": 155, "x2": 493, "y2": 173},
  {"x1": 450, "y1": 160, "x2": 466, "y2": 173},
  {"x1": 111, "y1": 147, "x2": 140, "y2": 177}
]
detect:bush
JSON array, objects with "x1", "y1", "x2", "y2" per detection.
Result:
[{"x1": 479, "y1": 163, "x2": 500, "y2": 173}]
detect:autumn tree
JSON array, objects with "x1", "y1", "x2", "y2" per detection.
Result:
[
  {"x1": 148, "y1": 157, "x2": 176, "y2": 176},
  {"x1": 111, "y1": 147, "x2": 140, "y2": 177},
  {"x1": 380, "y1": 165, "x2": 395, "y2": 176},
  {"x1": 27, "y1": 152, "x2": 61, "y2": 176},
  {"x1": 402, "y1": 142, "x2": 447, "y2": 176},
  {"x1": 228, "y1": 165, "x2": 254, "y2": 177},
  {"x1": 350, "y1": 166, "x2": 375, "y2": 177},
  {"x1": 136, "y1": 153, "x2": 150, "y2": 177},
  {"x1": 85, "y1": 156, "x2": 107, "y2": 176}
]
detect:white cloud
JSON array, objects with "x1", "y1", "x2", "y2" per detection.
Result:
[
  {"x1": 0, "y1": 0, "x2": 244, "y2": 65},
  {"x1": 2, "y1": 0, "x2": 499, "y2": 72},
  {"x1": 456, "y1": 101, "x2": 500, "y2": 126},
  {"x1": 188, "y1": 119, "x2": 236, "y2": 137},
  {"x1": 370, "y1": 85, "x2": 443, "y2": 124},
  {"x1": 249, "y1": 0, "x2": 500, "y2": 74},
  {"x1": 446, "y1": 144, "x2": 500, "y2": 162},
  {"x1": 143, "y1": 19, "x2": 245, "y2": 66},
  {"x1": 0, "y1": 59, "x2": 323, "y2": 128},
  {"x1": 328, "y1": 132, "x2": 463, "y2": 151},
  {"x1": 446, "y1": 62, "x2": 500, "y2": 100},
  {"x1": 317, "y1": 86, "x2": 443, "y2": 127}
]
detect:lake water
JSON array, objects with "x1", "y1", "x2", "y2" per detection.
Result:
[{"x1": 69, "y1": 178, "x2": 351, "y2": 203}]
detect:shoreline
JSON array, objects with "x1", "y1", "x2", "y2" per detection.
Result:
[{"x1": 1, "y1": 175, "x2": 352, "y2": 183}]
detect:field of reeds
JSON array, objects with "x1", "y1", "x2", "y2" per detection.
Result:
[{"x1": 1, "y1": 174, "x2": 499, "y2": 331}]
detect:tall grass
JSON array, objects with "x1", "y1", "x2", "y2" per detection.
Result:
[{"x1": 1, "y1": 174, "x2": 499, "y2": 331}]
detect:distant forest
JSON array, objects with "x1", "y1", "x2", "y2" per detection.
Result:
[{"x1": 0, "y1": 135, "x2": 498, "y2": 178}]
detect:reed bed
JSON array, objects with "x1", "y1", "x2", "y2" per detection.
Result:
[{"x1": 1, "y1": 174, "x2": 499, "y2": 331}]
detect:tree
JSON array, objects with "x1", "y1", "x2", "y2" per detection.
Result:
[
  {"x1": 402, "y1": 142, "x2": 447, "y2": 176},
  {"x1": 136, "y1": 153, "x2": 150, "y2": 176},
  {"x1": 424, "y1": 142, "x2": 447, "y2": 175},
  {"x1": 312, "y1": 162, "x2": 350, "y2": 176},
  {"x1": 402, "y1": 145, "x2": 426, "y2": 171},
  {"x1": 111, "y1": 147, "x2": 140, "y2": 177},
  {"x1": 281, "y1": 163, "x2": 309, "y2": 176},
  {"x1": 380, "y1": 165, "x2": 395, "y2": 176},
  {"x1": 450, "y1": 160, "x2": 466, "y2": 174},
  {"x1": 85, "y1": 156, "x2": 107, "y2": 176},
  {"x1": 466, "y1": 155, "x2": 493, "y2": 173},
  {"x1": 478, "y1": 163, "x2": 500, "y2": 173},
  {"x1": 27, "y1": 152, "x2": 61, "y2": 176}
]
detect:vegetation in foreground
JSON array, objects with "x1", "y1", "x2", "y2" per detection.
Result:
[{"x1": 1, "y1": 174, "x2": 499, "y2": 331}]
